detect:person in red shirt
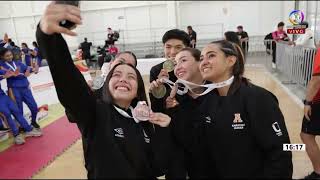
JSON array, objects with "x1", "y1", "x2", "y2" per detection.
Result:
[
  {"x1": 108, "y1": 44, "x2": 118, "y2": 57},
  {"x1": 271, "y1": 22, "x2": 294, "y2": 68},
  {"x1": 300, "y1": 48, "x2": 320, "y2": 179}
]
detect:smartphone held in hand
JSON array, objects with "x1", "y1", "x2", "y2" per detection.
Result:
[{"x1": 55, "y1": 1, "x2": 80, "y2": 29}]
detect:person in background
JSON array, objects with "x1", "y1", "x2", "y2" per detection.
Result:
[
  {"x1": 2, "y1": 35, "x2": 10, "y2": 48},
  {"x1": 271, "y1": 22, "x2": 293, "y2": 68},
  {"x1": 21, "y1": 43, "x2": 32, "y2": 67},
  {"x1": 236, "y1": 25, "x2": 249, "y2": 54},
  {"x1": 224, "y1": 31, "x2": 241, "y2": 47},
  {"x1": 0, "y1": 48, "x2": 40, "y2": 129},
  {"x1": 300, "y1": 47, "x2": 320, "y2": 179},
  {"x1": 0, "y1": 66, "x2": 42, "y2": 145},
  {"x1": 8, "y1": 41, "x2": 22, "y2": 61},
  {"x1": 187, "y1": 26, "x2": 197, "y2": 48},
  {"x1": 106, "y1": 27, "x2": 115, "y2": 46},
  {"x1": 79, "y1": 37, "x2": 93, "y2": 66},
  {"x1": 108, "y1": 44, "x2": 119, "y2": 58},
  {"x1": 31, "y1": 41, "x2": 43, "y2": 67}
]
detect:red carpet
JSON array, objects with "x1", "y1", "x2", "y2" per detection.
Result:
[{"x1": 0, "y1": 116, "x2": 81, "y2": 179}]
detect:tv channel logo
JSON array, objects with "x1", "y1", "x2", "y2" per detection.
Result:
[{"x1": 287, "y1": 10, "x2": 306, "y2": 34}]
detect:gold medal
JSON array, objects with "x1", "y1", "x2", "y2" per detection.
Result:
[
  {"x1": 151, "y1": 84, "x2": 167, "y2": 99},
  {"x1": 162, "y1": 59, "x2": 175, "y2": 72}
]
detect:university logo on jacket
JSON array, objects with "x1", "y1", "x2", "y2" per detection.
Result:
[{"x1": 232, "y1": 113, "x2": 246, "y2": 130}]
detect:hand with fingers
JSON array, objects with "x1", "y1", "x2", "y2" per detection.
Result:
[
  {"x1": 304, "y1": 105, "x2": 312, "y2": 121},
  {"x1": 3, "y1": 70, "x2": 14, "y2": 79},
  {"x1": 149, "y1": 78, "x2": 166, "y2": 93},
  {"x1": 166, "y1": 83, "x2": 179, "y2": 109},
  {"x1": 13, "y1": 68, "x2": 20, "y2": 77},
  {"x1": 148, "y1": 112, "x2": 171, "y2": 127},
  {"x1": 40, "y1": 1, "x2": 82, "y2": 36},
  {"x1": 24, "y1": 67, "x2": 31, "y2": 77}
]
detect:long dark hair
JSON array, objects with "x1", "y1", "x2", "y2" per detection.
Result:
[
  {"x1": 210, "y1": 40, "x2": 249, "y2": 95},
  {"x1": 21, "y1": 43, "x2": 28, "y2": 49},
  {"x1": 102, "y1": 62, "x2": 148, "y2": 107},
  {"x1": 32, "y1": 41, "x2": 39, "y2": 48},
  {"x1": 224, "y1": 31, "x2": 241, "y2": 47},
  {"x1": 179, "y1": 47, "x2": 201, "y2": 61}
]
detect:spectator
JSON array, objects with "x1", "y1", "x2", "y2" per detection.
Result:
[
  {"x1": 236, "y1": 25, "x2": 249, "y2": 53},
  {"x1": 224, "y1": 31, "x2": 241, "y2": 47},
  {"x1": 272, "y1": 22, "x2": 290, "y2": 42},
  {"x1": 31, "y1": 41, "x2": 43, "y2": 67},
  {"x1": 271, "y1": 22, "x2": 292, "y2": 68},
  {"x1": 108, "y1": 44, "x2": 118, "y2": 57},
  {"x1": 0, "y1": 68, "x2": 42, "y2": 145},
  {"x1": 187, "y1": 26, "x2": 197, "y2": 48},
  {"x1": 79, "y1": 37, "x2": 93, "y2": 66},
  {"x1": 0, "y1": 48, "x2": 41, "y2": 129},
  {"x1": 2, "y1": 34, "x2": 10, "y2": 48},
  {"x1": 293, "y1": 21, "x2": 315, "y2": 48},
  {"x1": 106, "y1": 27, "x2": 115, "y2": 46},
  {"x1": 21, "y1": 43, "x2": 32, "y2": 66},
  {"x1": 7, "y1": 41, "x2": 22, "y2": 61}
]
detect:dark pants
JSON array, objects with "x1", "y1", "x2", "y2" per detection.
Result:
[{"x1": 272, "y1": 43, "x2": 277, "y2": 63}]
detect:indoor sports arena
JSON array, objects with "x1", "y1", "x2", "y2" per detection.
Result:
[{"x1": 0, "y1": 1, "x2": 320, "y2": 179}]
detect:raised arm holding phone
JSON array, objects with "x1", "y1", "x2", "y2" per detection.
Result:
[{"x1": 36, "y1": 2, "x2": 172, "y2": 178}]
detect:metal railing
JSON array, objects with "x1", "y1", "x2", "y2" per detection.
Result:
[{"x1": 275, "y1": 41, "x2": 317, "y2": 87}]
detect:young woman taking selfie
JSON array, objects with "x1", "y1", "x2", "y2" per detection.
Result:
[{"x1": 36, "y1": 2, "x2": 172, "y2": 179}]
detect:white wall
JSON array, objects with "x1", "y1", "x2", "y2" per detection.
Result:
[
  {"x1": 0, "y1": 1, "x2": 297, "y2": 48},
  {"x1": 178, "y1": 1, "x2": 295, "y2": 37}
]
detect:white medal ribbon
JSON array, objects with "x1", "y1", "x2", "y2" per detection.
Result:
[
  {"x1": 5, "y1": 62, "x2": 17, "y2": 71},
  {"x1": 162, "y1": 78, "x2": 189, "y2": 95},
  {"x1": 113, "y1": 105, "x2": 140, "y2": 123},
  {"x1": 113, "y1": 101, "x2": 151, "y2": 123},
  {"x1": 177, "y1": 76, "x2": 234, "y2": 96},
  {"x1": 5, "y1": 62, "x2": 24, "y2": 76},
  {"x1": 163, "y1": 76, "x2": 234, "y2": 96}
]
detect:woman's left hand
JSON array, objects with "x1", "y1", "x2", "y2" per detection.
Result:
[
  {"x1": 24, "y1": 67, "x2": 32, "y2": 77},
  {"x1": 149, "y1": 112, "x2": 171, "y2": 127}
]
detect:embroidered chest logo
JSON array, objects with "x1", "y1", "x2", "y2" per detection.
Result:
[
  {"x1": 272, "y1": 122, "x2": 283, "y2": 136},
  {"x1": 114, "y1": 128, "x2": 124, "y2": 138},
  {"x1": 143, "y1": 129, "x2": 150, "y2": 143},
  {"x1": 205, "y1": 116, "x2": 212, "y2": 123},
  {"x1": 232, "y1": 113, "x2": 246, "y2": 130}
]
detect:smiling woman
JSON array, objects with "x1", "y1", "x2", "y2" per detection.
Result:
[
  {"x1": 167, "y1": 40, "x2": 293, "y2": 178},
  {"x1": 35, "y1": 2, "x2": 172, "y2": 179}
]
